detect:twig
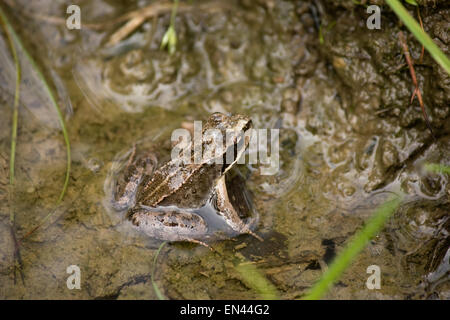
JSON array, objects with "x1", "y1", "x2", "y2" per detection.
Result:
[
  {"x1": 106, "y1": 14, "x2": 147, "y2": 47},
  {"x1": 108, "y1": 1, "x2": 229, "y2": 46},
  {"x1": 398, "y1": 31, "x2": 435, "y2": 139},
  {"x1": 386, "y1": 0, "x2": 450, "y2": 75},
  {"x1": 416, "y1": 6, "x2": 425, "y2": 64},
  {"x1": 106, "y1": 2, "x2": 174, "y2": 46},
  {"x1": 9, "y1": 1, "x2": 230, "y2": 46}
]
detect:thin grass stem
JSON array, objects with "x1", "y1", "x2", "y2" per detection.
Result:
[
  {"x1": 0, "y1": 6, "x2": 71, "y2": 236},
  {"x1": 151, "y1": 241, "x2": 167, "y2": 300},
  {"x1": 0, "y1": 8, "x2": 21, "y2": 224},
  {"x1": 0, "y1": 6, "x2": 25, "y2": 284}
]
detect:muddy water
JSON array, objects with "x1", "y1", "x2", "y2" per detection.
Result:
[{"x1": 0, "y1": 0, "x2": 448, "y2": 299}]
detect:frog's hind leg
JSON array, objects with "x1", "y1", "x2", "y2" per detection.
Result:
[
  {"x1": 130, "y1": 207, "x2": 215, "y2": 251},
  {"x1": 113, "y1": 168, "x2": 143, "y2": 210}
]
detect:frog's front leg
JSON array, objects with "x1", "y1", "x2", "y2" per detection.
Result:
[{"x1": 214, "y1": 176, "x2": 263, "y2": 241}]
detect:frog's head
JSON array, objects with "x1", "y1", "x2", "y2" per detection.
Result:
[{"x1": 204, "y1": 112, "x2": 252, "y2": 172}]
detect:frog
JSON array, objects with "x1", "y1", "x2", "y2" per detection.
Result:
[{"x1": 112, "y1": 112, "x2": 262, "y2": 247}]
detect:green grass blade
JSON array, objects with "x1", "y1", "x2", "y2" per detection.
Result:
[
  {"x1": 235, "y1": 262, "x2": 279, "y2": 300},
  {"x1": 385, "y1": 0, "x2": 450, "y2": 75},
  {"x1": 303, "y1": 194, "x2": 403, "y2": 300},
  {"x1": 0, "y1": 6, "x2": 71, "y2": 231},
  {"x1": 424, "y1": 163, "x2": 450, "y2": 174},
  {"x1": 151, "y1": 241, "x2": 167, "y2": 300}
]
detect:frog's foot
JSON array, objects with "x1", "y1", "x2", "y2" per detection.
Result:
[
  {"x1": 245, "y1": 230, "x2": 264, "y2": 242},
  {"x1": 183, "y1": 239, "x2": 215, "y2": 252}
]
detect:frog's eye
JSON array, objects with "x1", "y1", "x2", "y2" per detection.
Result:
[{"x1": 209, "y1": 112, "x2": 227, "y2": 123}]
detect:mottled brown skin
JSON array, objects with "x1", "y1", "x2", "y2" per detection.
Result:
[{"x1": 113, "y1": 113, "x2": 260, "y2": 243}]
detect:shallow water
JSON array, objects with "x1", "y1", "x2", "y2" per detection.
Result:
[{"x1": 0, "y1": 0, "x2": 448, "y2": 299}]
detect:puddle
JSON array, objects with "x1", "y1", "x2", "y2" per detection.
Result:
[{"x1": 0, "y1": 0, "x2": 448, "y2": 299}]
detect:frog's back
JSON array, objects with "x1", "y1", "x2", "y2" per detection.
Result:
[{"x1": 138, "y1": 160, "x2": 223, "y2": 209}]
